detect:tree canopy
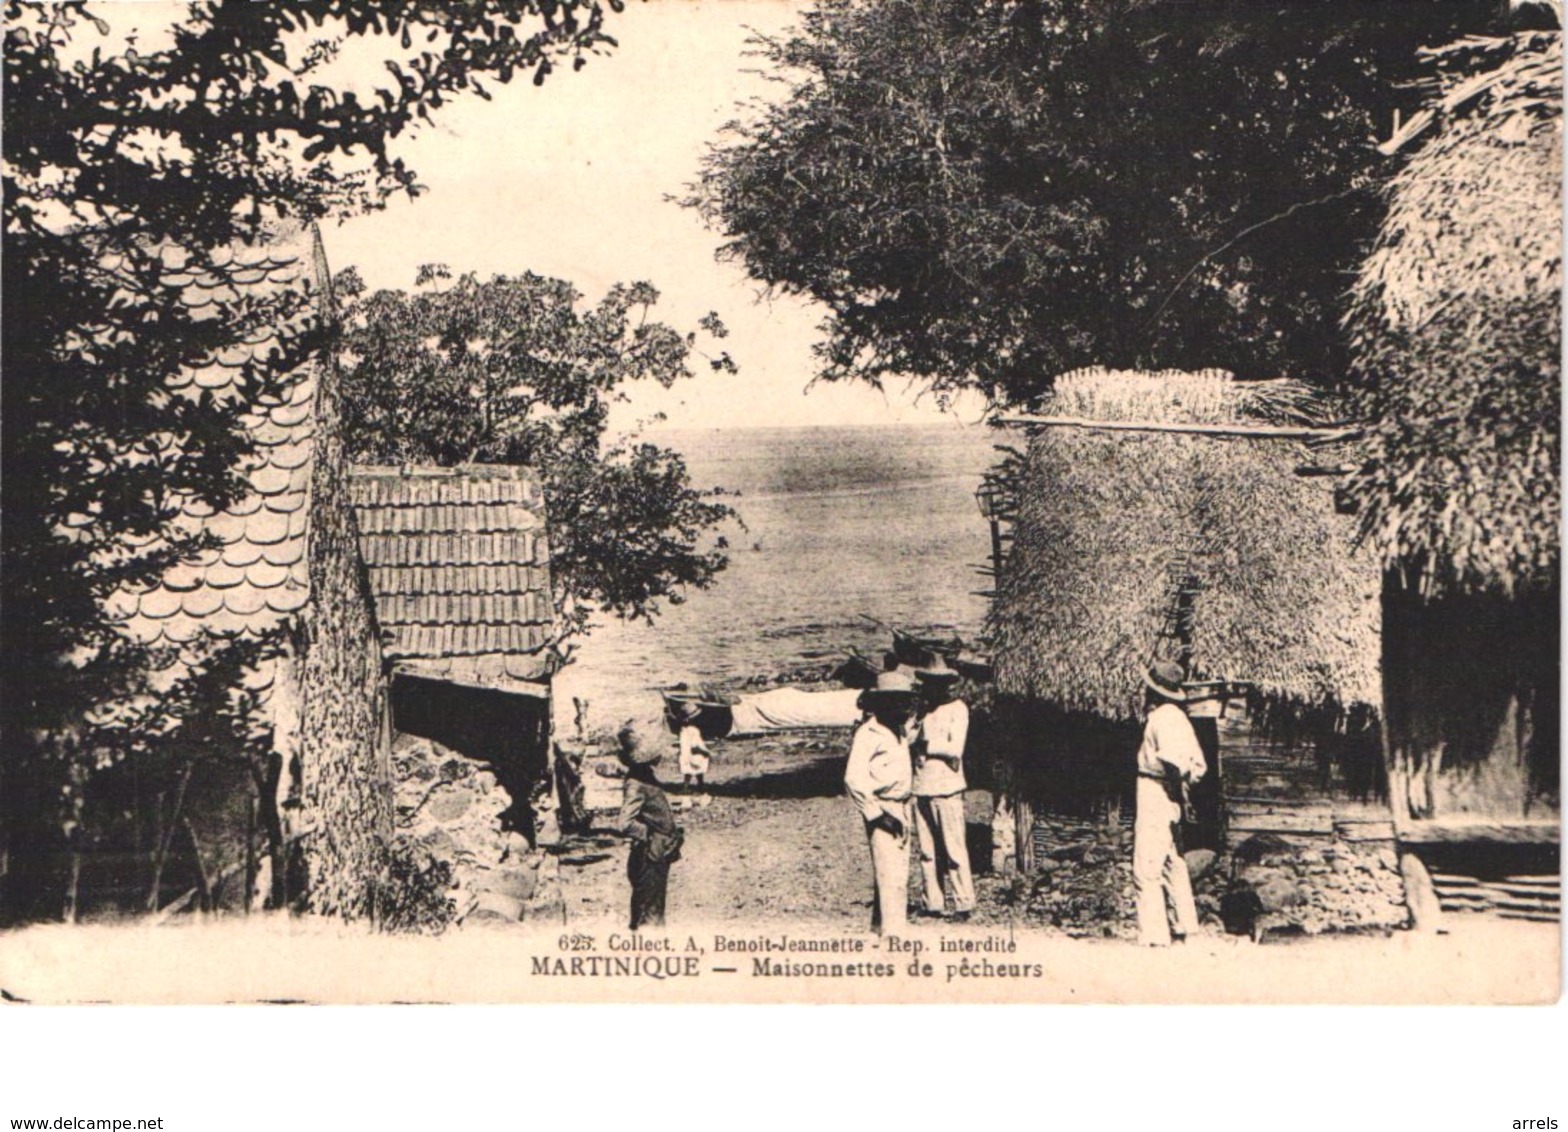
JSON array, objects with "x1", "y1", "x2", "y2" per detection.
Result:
[
  {"x1": 689, "y1": 0, "x2": 1508, "y2": 405},
  {"x1": 2, "y1": 0, "x2": 624, "y2": 920},
  {"x1": 336, "y1": 268, "x2": 739, "y2": 641}
]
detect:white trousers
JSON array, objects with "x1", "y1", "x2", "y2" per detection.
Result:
[
  {"x1": 1134, "y1": 777, "x2": 1199, "y2": 946},
  {"x1": 914, "y1": 793, "x2": 974, "y2": 913},
  {"x1": 865, "y1": 804, "x2": 910, "y2": 934}
]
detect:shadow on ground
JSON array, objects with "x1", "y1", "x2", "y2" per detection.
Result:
[{"x1": 705, "y1": 754, "x2": 844, "y2": 801}]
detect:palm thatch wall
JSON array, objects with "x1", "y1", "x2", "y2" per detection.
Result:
[
  {"x1": 1344, "y1": 30, "x2": 1561, "y2": 830},
  {"x1": 993, "y1": 368, "x2": 1379, "y2": 722},
  {"x1": 988, "y1": 369, "x2": 1381, "y2": 814},
  {"x1": 1347, "y1": 30, "x2": 1561, "y2": 598}
]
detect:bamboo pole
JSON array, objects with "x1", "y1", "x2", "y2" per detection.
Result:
[{"x1": 992, "y1": 413, "x2": 1361, "y2": 442}]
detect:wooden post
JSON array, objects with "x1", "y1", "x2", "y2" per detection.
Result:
[
  {"x1": 1187, "y1": 714, "x2": 1225, "y2": 852},
  {"x1": 991, "y1": 792, "x2": 1016, "y2": 874},
  {"x1": 244, "y1": 790, "x2": 257, "y2": 915},
  {"x1": 1400, "y1": 850, "x2": 1444, "y2": 933},
  {"x1": 146, "y1": 762, "x2": 193, "y2": 911},
  {"x1": 1015, "y1": 796, "x2": 1036, "y2": 873},
  {"x1": 183, "y1": 818, "x2": 212, "y2": 912},
  {"x1": 1173, "y1": 586, "x2": 1224, "y2": 850},
  {"x1": 63, "y1": 848, "x2": 81, "y2": 925}
]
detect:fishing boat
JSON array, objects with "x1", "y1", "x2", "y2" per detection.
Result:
[
  {"x1": 833, "y1": 649, "x2": 881, "y2": 690},
  {"x1": 873, "y1": 619, "x2": 994, "y2": 682}
]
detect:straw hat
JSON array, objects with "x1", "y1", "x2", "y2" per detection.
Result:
[
  {"x1": 665, "y1": 698, "x2": 704, "y2": 730},
  {"x1": 858, "y1": 669, "x2": 920, "y2": 711},
  {"x1": 1143, "y1": 660, "x2": 1188, "y2": 703},
  {"x1": 916, "y1": 655, "x2": 962, "y2": 683}
]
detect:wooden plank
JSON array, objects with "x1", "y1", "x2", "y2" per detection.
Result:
[
  {"x1": 1228, "y1": 825, "x2": 1334, "y2": 840},
  {"x1": 1336, "y1": 821, "x2": 1397, "y2": 842},
  {"x1": 1398, "y1": 821, "x2": 1561, "y2": 846},
  {"x1": 1502, "y1": 875, "x2": 1562, "y2": 888},
  {"x1": 1492, "y1": 883, "x2": 1561, "y2": 899},
  {"x1": 1225, "y1": 794, "x2": 1317, "y2": 807},
  {"x1": 1230, "y1": 798, "x2": 1331, "y2": 810},
  {"x1": 1230, "y1": 797, "x2": 1330, "y2": 808},
  {"x1": 1229, "y1": 811, "x2": 1334, "y2": 835},
  {"x1": 1491, "y1": 896, "x2": 1559, "y2": 912},
  {"x1": 1335, "y1": 802, "x2": 1397, "y2": 822}
]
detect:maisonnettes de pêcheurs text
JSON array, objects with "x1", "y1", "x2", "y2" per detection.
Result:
[{"x1": 530, "y1": 932, "x2": 1043, "y2": 980}]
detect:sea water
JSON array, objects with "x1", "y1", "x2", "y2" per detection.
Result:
[{"x1": 553, "y1": 423, "x2": 1000, "y2": 732}]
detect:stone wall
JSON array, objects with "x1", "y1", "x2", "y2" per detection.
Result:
[
  {"x1": 1012, "y1": 717, "x2": 1412, "y2": 940},
  {"x1": 393, "y1": 733, "x2": 559, "y2": 925},
  {"x1": 1218, "y1": 834, "x2": 1406, "y2": 937},
  {"x1": 1007, "y1": 818, "x2": 1407, "y2": 940}
]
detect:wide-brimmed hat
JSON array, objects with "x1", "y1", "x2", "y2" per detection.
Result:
[
  {"x1": 671, "y1": 699, "x2": 704, "y2": 723},
  {"x1": 916, "y1": 655, "x2": 962, "y2": 683},
  {"x1": 858, "y1": 669, "x2": 920, "y2": 711},
  {"x1": 1143, "y1": 660, "x2": 1188, "y2": 703},
  {"x1": 615, "y1": 722, "x2": 663, "y2": 766}
]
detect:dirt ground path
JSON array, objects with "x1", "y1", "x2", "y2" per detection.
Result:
[
  {"x1": 555, "y1": 731, "x2": 886, "y2": 930},
  {"x1": 2, "y1": 731, "x2": 1558, "y2": 1004}
]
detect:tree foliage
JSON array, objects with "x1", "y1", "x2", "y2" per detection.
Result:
[
  {"x1": 689, "y1": 0, "x2": 1509, "y2": 405},
  {"x1": 336, "y1": 269, "x2": 739, "y2": 640},
  {"x1": 2, "y1": 0, "x2": 622, "y2": 920}
]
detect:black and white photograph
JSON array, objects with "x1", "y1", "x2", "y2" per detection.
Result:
[{"x1": 1, "y1": 0, "x2": 1561, "y2": 1046}]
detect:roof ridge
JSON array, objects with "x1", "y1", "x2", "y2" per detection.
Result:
[{"x1": 349, "y1": 463, "x2": 539, "y2": 480}]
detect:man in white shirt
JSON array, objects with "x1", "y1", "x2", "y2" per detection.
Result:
[
  {"x1": 844, "y1": 670, "x2": 919, "y2": 934},
  {"x1": 1135, "y1": 661, "x2": 1208, "y2": 946},
  {"x1": 911, "y1": 656, "x2": 975, "y2": 920}
]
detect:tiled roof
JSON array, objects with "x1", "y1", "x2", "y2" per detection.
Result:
[
  {"x1": 347, "y1": 466, "x2": 555, "y2": 684},
  {"x1": 101, "y1": 226, "x2": 326, "y2": 653}
]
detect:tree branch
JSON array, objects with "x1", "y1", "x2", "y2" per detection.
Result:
[{"x1": 1143, "y1": 184, "x2": 1370, "y2": 334}]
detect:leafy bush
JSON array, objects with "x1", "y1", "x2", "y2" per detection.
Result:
[{"x1": 378, "y1": 837, "x2": 458, "y2": 935}]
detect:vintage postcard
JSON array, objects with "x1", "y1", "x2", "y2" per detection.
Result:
[{"x1": 1, "y1": 0, "x2": 1559, "y2": 1006}]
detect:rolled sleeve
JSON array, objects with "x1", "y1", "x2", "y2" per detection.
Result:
[
  {"x1": 844, "y1": 728, "x2": 883, "y2": 822},
  {"x1": 1152, "y1": 707, "x2": 1206, "y2": 783},
  {"x1": 845, "y1": 722, "x2": 912, "y2": 822}
]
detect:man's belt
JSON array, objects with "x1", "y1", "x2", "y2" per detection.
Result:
[{"x1": 1138, "y1": 769, "x2": 1185, "y2": 807}]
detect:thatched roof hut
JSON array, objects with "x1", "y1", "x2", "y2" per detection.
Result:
[
  {"x1": 1341, "y1": 29, "x2": 1560, "y2": 848},
  {"x1": 1346, "y1": 29, "x2": 1561, "y2": 597},
  {"x1": 991, "y1": 368, "x2": 1380, "y2": 728}
]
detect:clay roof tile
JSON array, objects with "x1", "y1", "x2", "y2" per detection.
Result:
[{"x1": 223, "y1": 586, "x2": 268, "y2": 618}]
